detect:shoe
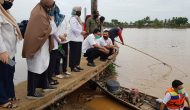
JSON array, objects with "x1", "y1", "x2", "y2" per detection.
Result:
[
  {"x1": 64, "y1": 74, "x2": 71, "y2": 78},
  {"x1": 27, "y1": 92, "x2": 44, "y2": 100},
  {"x1": 87, "y1": 62, "x2": 96, "y2": 67},
  {"x1": 56, "y1": 74, "x2": 64, "y2": 79},
  {"x1": 43, "y1": 85, "x2": 57, "y2": 92},
  {"x1": 49, "y1": 80, "x2": 59, "y2": 85},
  {"x1": 64, "y1": 71, "x2": 71, "y2": 75},
  {"x1": 76, "y1": 66, "x2": 84, "y2": 70},
  {"x1": 71, "y1": 67, "x2": 80, "y2": 72}
]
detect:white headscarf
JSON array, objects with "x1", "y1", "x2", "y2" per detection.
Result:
[{"x1": 0, "y1": 0, "x2": 22, "y2": 39}]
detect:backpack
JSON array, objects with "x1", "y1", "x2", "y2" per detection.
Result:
[{"x1": 18, "y1": 20, "x2": 28, "y2": 38}]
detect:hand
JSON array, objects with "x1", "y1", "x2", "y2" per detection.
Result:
[
  {"x1": 81, "y1": 31, "x2": 87, "y2": 36},
  {"x1": 0, "y1": 52, "x2": 9, "y2": 64},
  {"x1": 104, "y1": 48, "x2": 110, "y2": 54},
  {"x1": 59, "y1": 35, "x2": 66, "y2": 42}
]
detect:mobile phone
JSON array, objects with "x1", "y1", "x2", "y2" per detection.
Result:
[{"x1": 8, "y1": 58, "x2": 16, "y2": 66}]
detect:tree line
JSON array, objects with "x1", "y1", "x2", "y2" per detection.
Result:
[{"x1": 104, "y1": 16, "x2": 190, "y2": 28}]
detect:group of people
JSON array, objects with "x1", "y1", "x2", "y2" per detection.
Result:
[
  {"x1": 1, "y1": 0, "x2": 189, "y2": 110},
  {"x1": 0, "y1": 0, "x2": 124, "y2": 108}
]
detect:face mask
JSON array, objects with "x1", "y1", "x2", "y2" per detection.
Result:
[
  {"x1": 2, "y1": 1, "x2": 13, "y2": 10},
  {"x1": 178, "y1": 89, "x2": 183, "y2": 94},
  {"x1": 96, "y1": 36, "x2": 101, "y2": 39},
  {"x1": 76, "y1": 11, "x2": 81, "y2": 17},
  {"x1": 47, "y1": 8, "x2": 55, "y2": 16}
]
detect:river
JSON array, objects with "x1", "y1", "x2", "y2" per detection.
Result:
[{"x1": 14, "y1": 28, "x2": 190, "y2": 109}]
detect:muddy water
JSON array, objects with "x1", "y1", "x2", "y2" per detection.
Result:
[
  {"x1": 115, "y1": 29, "x2": 190, "y2": 98},
  {"x1": 14, "y1": 29, "x2": 190, "y2": 109}
]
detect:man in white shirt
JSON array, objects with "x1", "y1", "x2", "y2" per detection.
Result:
[
  {"x1": 160, "y1": 80, "x2": 190, "y2": 110},
  {"x1": 82, "y1": 28, "x2": 109, "y2": 67},
  {"x1": 97, "y1": 30, "x2": 118, "y2": 58}
]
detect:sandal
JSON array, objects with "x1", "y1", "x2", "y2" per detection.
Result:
[
  {"x1": 56, "y1": 74, "x2": 64, "y2": 79},
  {"x1": 0, "y1": 102, "x2": 18, "y2": 109},
  {"x1": 9, "y1": 97, "x2": 20, "y2": 101},
  {"x1": 49, "y1": 80, "x2": 59, "y2": 85}
]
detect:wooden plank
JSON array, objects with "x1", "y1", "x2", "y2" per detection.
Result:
[{"x1": 1, "y1": 55, "x2": 116, "y2": 110}]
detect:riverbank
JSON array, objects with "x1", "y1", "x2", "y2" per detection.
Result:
[
  {"x1": 1, "y1": 54, "x2": 116, "y2": 110},
  {"x1": 45, "y1": 83, "x2": 129, "y2": 110}
]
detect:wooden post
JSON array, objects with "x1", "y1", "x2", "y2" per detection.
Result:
[{"x1": 91, "y1": 0, "x2": 98, "y2": 15}]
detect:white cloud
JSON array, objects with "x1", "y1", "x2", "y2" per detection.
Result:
[{"x1": 9, "y1": 0, "x2": 190, "y2": 22}]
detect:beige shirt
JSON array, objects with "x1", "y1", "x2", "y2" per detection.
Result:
[{"x1": 0, "y1": 14, "x2": 17, "y2": 59}]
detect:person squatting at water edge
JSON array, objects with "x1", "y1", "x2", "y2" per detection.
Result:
[
  {"x1": 96, "y1": 30, "x2": 119, "y2": 58},
  {"x1": 69, "y1": 6, "x2": 87, "y2": 72},
  {"x1": 0, "y1": 0, "x2": 23, "y2": 108},
  {"x1": 82, "y1": 28, "x2": 110, "y2": 67},
  {"x1": 22, "y1": 0, "x2": 57, "y2": 99},
  {"x1": 159, "y1": 80, "x2": 190, "y2": 110}
]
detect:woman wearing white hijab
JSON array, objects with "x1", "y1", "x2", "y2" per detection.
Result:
[{"x1": 0, "y1": 0, "x2": 22, "y2": 108}]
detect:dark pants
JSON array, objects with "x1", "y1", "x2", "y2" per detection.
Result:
[
  {"x1": 48, "y1": 49, "x2": 62, "y2": 81},
  {"x1": 27, "y1": 70, "x2": 48, "y2": 96},
  {"x1": 69, "y1": 41, "x2": 82, "y2": 69},
  {"x1": 84, "y1": 48, "x2": 109, "y2": 63},
  {"x1": 61, "y1": 43, "x2": 69, "y2": 72},
  {"x1": 0, "y1": 58, "x2": 15, "y2": 105}
]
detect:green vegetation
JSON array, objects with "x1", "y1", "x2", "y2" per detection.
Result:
[
  {"x1": 104, "y1": 16, "x2": 190, "y2": 28},
  {"x1": 106, "y1": 63, "x2": 117, "y2": 75}
]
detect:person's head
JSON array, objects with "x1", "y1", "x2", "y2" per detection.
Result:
[
  {"x1": 172, "y1": 80, "x2": 184, "y2": 93},
  {"x1": 93, "y1": 28, "x2": 101, "y2": 37},
  {"x1": 99, "y1": 16, "x2": 105, "y2": 23},
  {"x1": 0, "y1": 0, "x2": 14, "y2": 10},
  {"x1": 40, "y1": 0, "x2": 55, "y2": 16},
  {"x1": 72, "y1": 6, "x2": 82, "y2": 17},
  {"x1": 103, "y1": 30, "x2": 109, "y2": 40},
  {"x1": 92, "y1": 10, "x2": 99, "y2": 19}
]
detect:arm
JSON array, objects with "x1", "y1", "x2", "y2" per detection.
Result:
[
  {"x1": 0, "y1": 23, "x2": 9, "y2": 64},
  {"x1": 86, "y1": 18, "x2": 91, "y2": 34},
  {"x1": 185, "y1": 97, "x2": 190, "y2": 107},
  {"x1": 0, "y1": 24, "x2": 6, "y2": 54},
  {"x1": 118, "y1": 30, "x2": 124, "y2": 45},
  {"x1": 160, "y1": 103, "x2": 165, "y2": 110}
]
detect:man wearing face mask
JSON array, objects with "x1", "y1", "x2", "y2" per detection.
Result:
[
  {"x1": 22, "y1": 0, "x2": 57, "y2": 99},
  {"x1": 0, "y1": 0, "x2": 23, "y2": 108},
  {"x1": 160, "y1": 80, "x2": 190, "y2": 110},
  {"x1": 97, "y1": 30, "x2": 118, "y2": 60},
  {"x1": 86, "y1": 10, "x2": 99, "y2": 34}
]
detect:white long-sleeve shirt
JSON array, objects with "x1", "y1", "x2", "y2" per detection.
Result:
[
  {"x1": 27, "y1": 20, "x2": 57, "y2": 74},
  {"x1": 69, "y1": 16, "x2": 83, "y2": 42},
  {"x1": 0, "y1": 14, "x2": 17, "y2": 59}
]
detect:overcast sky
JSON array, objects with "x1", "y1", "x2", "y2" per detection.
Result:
[{"x1": 11, "y1": 0, "x2": 190, "y2": 22}]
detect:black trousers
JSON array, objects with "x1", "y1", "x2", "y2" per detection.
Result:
[
  {"x1": 84, "y1": 48, "x2": 109, "y2": 63},
  {"x1": 69, "y1": 41, "x2": 82, "y2": 69},
  {"x1": 0, "y1": 58, "x2": 15, "y2": 105},
  {"x1": 48, "y1": 49, "x2": 62, "y2": 81},
  {"x1": 61, "y1": 43, "x2": 69, "y2": 72},
  {"x1": 27, "y1": 70, "x2": 48, "y2": 96}
]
